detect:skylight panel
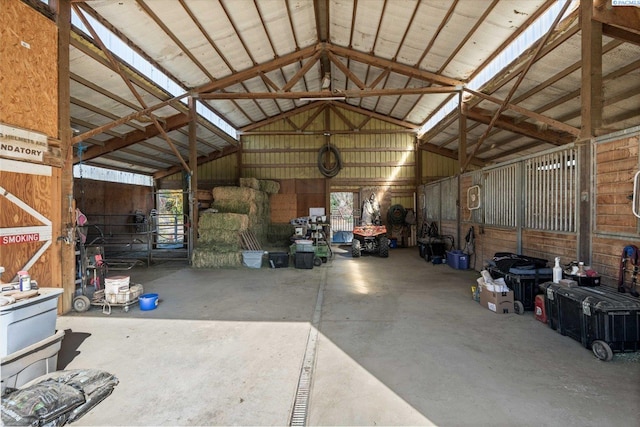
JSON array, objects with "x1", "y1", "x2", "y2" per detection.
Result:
[
  {"x1": 417, "y1": 0, "x2": 578, "y2": 139},
  {"x1": 71, "y1": 8, "x2": 238, "y2": 140}
]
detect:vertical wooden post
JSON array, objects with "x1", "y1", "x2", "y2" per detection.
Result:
[
  {"x1": 580, "y1": 0, "x2": 603, "y2": 140},
  {"x1": 578, "y1": 0, "x2": 602, "y2": 263},
  {"x1": 54, "y1": 0, "x2": 74, "y2": 313},
  {"x1": 458, "y1": 93, "x2": 467, "y2": 174},
  {"x1": 188, "y1": 97, "x2": 198, "y2": 249},
  {"x1": 457, "y1": 94, "x2": 467, "y2": 249}
]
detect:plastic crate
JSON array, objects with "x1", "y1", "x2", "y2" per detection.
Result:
[
  {"x1": 446, "y1": 250, "x2": 469, "y2": 270},
  {"x1": 542, "y1": 283, "x2": 640, "y2": 360},
  {"x1": 268, "y1": 252, "x2": 289, "y2": 268},
  {"x1": 487, "y1": 265, "x2": 552, "y2": 311},
  {"x1": 294, "y1": 252, "x2": 314, "y2": 269}
]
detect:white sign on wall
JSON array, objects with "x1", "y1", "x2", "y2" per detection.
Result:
[{"x1": 0, "y1": 123, "x2": 48, "y2": 162}]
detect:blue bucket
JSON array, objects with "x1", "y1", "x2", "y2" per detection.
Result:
[{"x1": 139, "y1": 293, "x2": 159, "y2": 311}]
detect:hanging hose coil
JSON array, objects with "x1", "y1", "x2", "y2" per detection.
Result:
[{"x1": 317, "y1": 144, "x2": 342, "y2": 178}]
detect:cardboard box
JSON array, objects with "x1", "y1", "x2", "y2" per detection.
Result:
[{"x1": 480, "y1": 286, "x2": 514, "y2": 314}]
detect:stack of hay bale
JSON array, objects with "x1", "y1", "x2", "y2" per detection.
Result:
[{"x1": 192, "y1": 178, "x2": 280, "y2": 268}]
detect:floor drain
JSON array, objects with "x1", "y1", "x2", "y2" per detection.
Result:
[{"x1": 289, "y1": 269, "x2": 326, "y2": 426}]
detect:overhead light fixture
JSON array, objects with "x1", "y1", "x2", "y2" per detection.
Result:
[
  {"x1": 321, "y1": 73, "x2": 331, "y2": 90},
  {"x1": 299, "y1": 96, "x2": 346, "y2": 102}
]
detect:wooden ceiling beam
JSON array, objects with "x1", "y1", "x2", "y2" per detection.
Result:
[
  {"x1": 602, "y1": 24, "x2": 640, "y2": 46},
  {"x1": 328, "y1": 51, "x2": 366, "y2": 90},
  {"x1": 74, "y1": 112, "x2": 190, "y2": 163},
  {"x1": 326, "y1": 45, "x2": 464, "y2": 87},
  {"x1": 464, "y1": 88, "x2": 581, "y2": 136},
  {"x1": 281, "y1": 51, "x2": 322, "y2": 92},
  {"x1": 593, "y1": 0, "x2": 640, "y2": 36},
  {"x1": 462, "y1": 0, "x2": 573, "y2": 171},
  {"x1": 200, "y1": 86, "x2": 459, "y2": 100},
  {"x1": 196, "y1": 44, "x2": 321, "y2": 94},
  {"x1": 464, "y1": 107, "x2": 574, "y2": 145},
  {"x1": 70, "y1": 97, "x2": 145, "y2": 132}
]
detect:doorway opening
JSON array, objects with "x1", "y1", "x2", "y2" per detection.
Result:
[{"x1": 330, "y1": 192, "x2": 358, "y2": 243}]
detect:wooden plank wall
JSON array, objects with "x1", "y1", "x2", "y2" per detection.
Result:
[
  {"x1": 0, "y1": 0, "x2": 58, "y2": 137},
  {"x1": 592, "y1": 135, "x2": 640, "y2": 287},
  {"x1": 0, "y1": 0, "x2": 64, "y2": 309},
  {"x1": 442, "y1": 135, "x2": 640, "y2": 287},
  {"x1": 0, "y1": 163, "x2": 61, "y2": 287},
  {"x1": 74, "y1": 179, "x2": 154, "y2": 219}
]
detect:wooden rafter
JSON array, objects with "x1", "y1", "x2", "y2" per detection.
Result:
[
  {"x1": 300, "y1": 104, "x2": 327, "y2": 131},
  {"x1": 327, "y1": 45, "x2": 464, "y2": 87},
  {"x1": 70, "y1": 97, "x2": 145, "y2": 132},
  {"x1": 328, "y1": 51, "x2": 366, "y2": 90},
  {"x1": 463, "y1": 88, "x2": 580, "y2": 136},
  {"x1": 461, "y1": 0, "x2": 573, "y2": 172},
  {"x1": 282, "y1": 51, "x2": 323, "y2": 91},
  {"x1": 74, "y1": 113, "x2": 190, "y2": 163},
  {"x1": 199, "y1": 86, "x2": 458, "y2": 100},
  {"x1": 463, "y1": 107, "x2": 574, "y2": 146},
  {"x1": 329, "y1": 105, "x2": 357, "y2": 130},
  {"x1": 593, "y1": 0, "x2": 640, "y2": 37}
]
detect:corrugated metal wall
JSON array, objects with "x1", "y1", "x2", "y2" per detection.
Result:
[
  {"x1": 419, "y1": 150, "x2": 458, "y2": 183},
  {"x1": 242, "y1": 105, "x2": 416, "y2": 209}
]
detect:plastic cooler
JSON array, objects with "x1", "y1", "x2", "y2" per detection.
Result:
[
  {"x1": 487, "y1": 263, "x2": 552, "y2": 312},
  {"x1": 542, "y1": 283, "x2": 640, "y2": 361}
]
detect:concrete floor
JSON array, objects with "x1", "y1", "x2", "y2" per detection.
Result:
[{"x1": 57, "y1": 247, "x2": 640, "y2": 426}]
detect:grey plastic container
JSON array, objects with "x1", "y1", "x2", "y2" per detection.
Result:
[{"x1": 0, "y1": 288, "x2": 63, "y2": 357}]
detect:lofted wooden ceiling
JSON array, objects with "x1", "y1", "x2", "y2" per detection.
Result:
[{"x1": 57, "y1": 0, "x2": 640, "y2": 178}]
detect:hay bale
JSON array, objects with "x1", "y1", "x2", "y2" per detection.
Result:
[
  {"x1": 212, "y1": 186, "x2": 261, "y2": 202},
  {"x1": 199, "y1": 212, "x2": 248, "y2": 231},
  {"x1": 213, "y1": 199, "x2": 256, "y2": 215},
  {"x1": 259, "y1": 180, "x2": 280, "y2": 194},
  {"x1": 198, "y1": 229, "x2": 241, "y2": 247},
  {"x1": 239, "y1": 177, "x2": 260, "y2": 190},
  {"x1": 192, "y1": 244, "x2": 242, "y2": 268}
]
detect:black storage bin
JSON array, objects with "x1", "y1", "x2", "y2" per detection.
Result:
[
  {"x1": 543, "y1": 283, "x2": 640, "y2": 361},
  {"x1": 294, "y1": 252, "x2": 314, "y2": 269},
  {"x1": 268, "y1": 252, "x2": 289, "y2": 268},
  {"x1": 487, "y1": 263, "x2": 552, "y2": 312}
]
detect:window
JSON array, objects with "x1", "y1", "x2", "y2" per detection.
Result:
[
  {"x1": 484, "y1": 165, "x2": 518, "y2": 227},
  {"x1": 524, "y1": 149, "x2": 577, "y2": 232}
]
